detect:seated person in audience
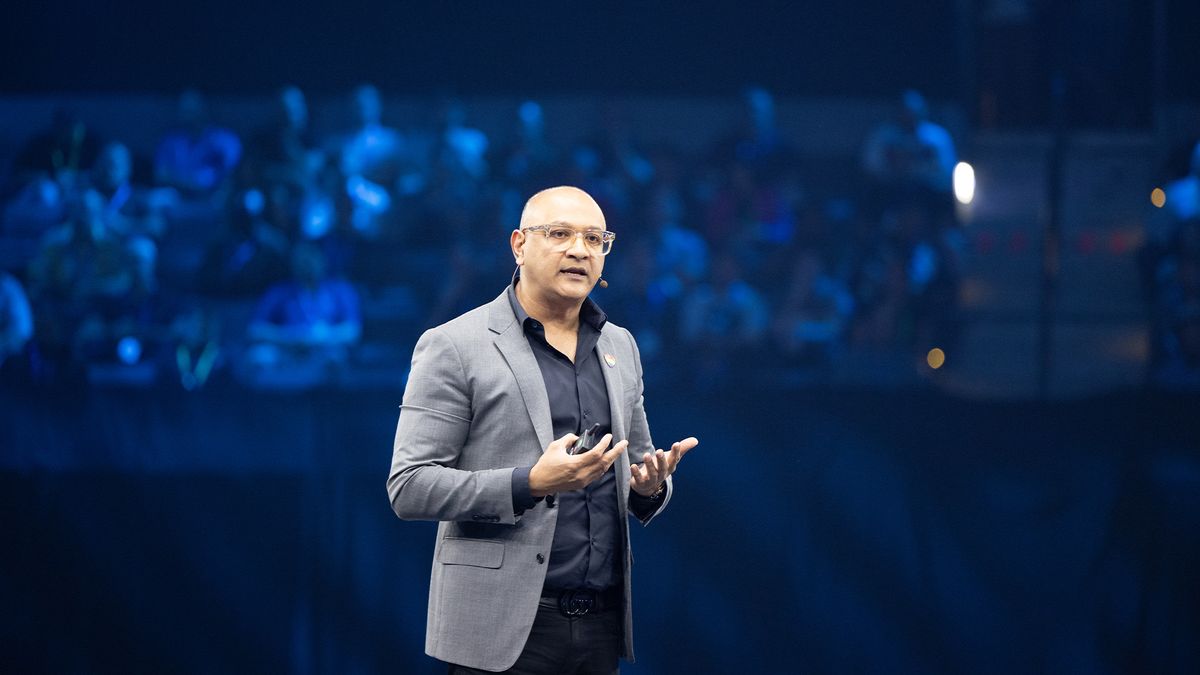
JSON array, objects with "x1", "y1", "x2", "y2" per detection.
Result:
[
  {"x1": 0, "y1": 271, "x2": 34, "y2": 369},
  {"x1": 438, "y1": 99, "x2": 489, "y2": 181},
  {"x1": 703, "y1": 159, "x2": 789, "y2": 247},
  {"x1": 4, "y1": 109, "x2": 101, "y2": 233},
  {"x1": 90, "y1": 142, "x2": 167, "y2": 243},
  {"x1": 494, "y1": 100, "x2": 557, "y2": 190},
  {"x1": 679, "y1": 252, "x2": 768, "y2": 385},
  {"x1": 198, "y1": 185, "x2": 290, "y2": 296},
  {"x1": 711, "y1": 86, "x2": 794, "y2": 177},
  {"x1": 27, "y1": 189, "x2": 155, "y2": 365},
  {"x1": 335, "y1": 84, "x2": 402, "y2": 237},
  {"x1": 246, "y1": 86, "x2": 324, "y2": 191},
  {"x1": 429, "y1": 100, "x2": 490, "y2": 213},
  {"x1": 247, "y1": 242, "x2": 361, "y2": 348},
  {"x1": 241, "y1": 243, "x2": 361, "y2": 387},
  {"x1": 850, "y1": 238, "x2": 909, "y2": 349},
  {"x1": 337, "y1": 84, "x2": 403, "y2": 182},
  {"x1": 862, "y1": 89, "x2": 957, "y2": 217},
  {"x1": 772, "y1": 250, "x2": 855, "y2": 361},
  {"x1": 154, "y1": 89, "x2": 242, "y2": 198}
]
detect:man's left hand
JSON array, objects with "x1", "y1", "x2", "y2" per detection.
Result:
[{"x1": 630, "y1": 437, "x2": 698, "y2": 498}]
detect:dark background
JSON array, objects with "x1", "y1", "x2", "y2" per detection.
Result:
[{"x1": 4, "y1": 0, "x2": 1198, "y2": 115}]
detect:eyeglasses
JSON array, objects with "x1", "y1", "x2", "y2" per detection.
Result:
[{"x1": 522, "y1": 224, "x2": 616, "y2": 256}]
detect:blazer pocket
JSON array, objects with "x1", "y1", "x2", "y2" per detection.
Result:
[{"x1": 437, "y1": 537, "x2": 505, "y2": 569}]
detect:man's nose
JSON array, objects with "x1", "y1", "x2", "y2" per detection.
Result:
[{"x1": 566, "y1": 233, "x2": 591, "y2": 258}]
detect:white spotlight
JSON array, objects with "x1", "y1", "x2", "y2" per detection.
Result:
[{"x1": 953, "y1": 162, "x2": 976, "y2": 205}]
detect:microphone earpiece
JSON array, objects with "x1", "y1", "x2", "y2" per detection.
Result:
[{"x1": 598, "y1": 278, "x2": 608, "y2": 289}]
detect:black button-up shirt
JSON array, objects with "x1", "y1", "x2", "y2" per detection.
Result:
[
  {"x1": 506, "y1": 283, "x2": 619, "y2": 588},
  {"x1": 507, "y1": 282, "x2": 655, "y2": 591}
]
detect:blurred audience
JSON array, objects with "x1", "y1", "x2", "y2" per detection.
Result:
[
  {"x1": 334, "y1": 84, "x2": 402, "y2": 238},
  {"x1": 773, "y1": 250, "x2": 855, "y2": 362},
  {"x1": 1143, "y1": 142, "x2": 1200, "y2": 389},
  {"x1": 863, "y1": 89, "x2": 957, "y2": 207},
  {"x1": 248, "y1": 86, "x2": 323, "y2": 185},
  {"x1": 169, "y1": 305, "x2": 224, "y2": 391},
  {"x1": 0, "y1": 271, "x2": 33, "y2": 370},
  {"x1": 680, "y1": 252, "x2": 769, "y2": 385},
  {"x1": 246, "y1": 243, "x2": 360, "y2": 349},
  {"x1": 11, "y1": 108, "x2": 101, "y2": 186},
  {"x1": 27, "y1": 189, "x2": 156, "y2": 371},
  {"x1": 495, "y1": 100, "x2": 558, "y2": 192},
  {"x1": 154, "y1": 89, "x2": 242, "y2": 199},
  {"x1": 0, "y1": 85, "x2": 983, "y2": 390}
]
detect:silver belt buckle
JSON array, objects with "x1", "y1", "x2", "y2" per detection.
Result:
[{"x1": 558, "y1": 590, "x2": 595, "y2": 617}]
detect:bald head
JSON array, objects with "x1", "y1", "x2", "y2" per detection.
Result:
[
  {"x1": 511, "y1": 186, "x2": 610, "y2": 311},
  {"x1": 518, "y1": 186, "x2": 606, "y2": 231}
]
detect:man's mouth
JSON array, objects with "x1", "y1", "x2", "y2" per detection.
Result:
[{"x1": 560, "y1": 267, "x2": 589, "y2": 279}]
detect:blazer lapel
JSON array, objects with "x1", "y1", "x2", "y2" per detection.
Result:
[
  {"x1": 597, "y1": 330, "x2": 632, "y2": 510},
  {"x1": 489, "y1": 292, "x2": 554, "y2": 453},
  {"x1": 596, "y1": 331, "x2": 627, "y2": 441}
]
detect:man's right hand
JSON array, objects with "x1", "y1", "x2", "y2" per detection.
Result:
[{"x1": 529, "y1": 432, "x2": 628, "y2": 497}]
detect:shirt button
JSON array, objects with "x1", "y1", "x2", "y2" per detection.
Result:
[{"x1": 536, "y1": 553, "x2": 545, "y2": 564}]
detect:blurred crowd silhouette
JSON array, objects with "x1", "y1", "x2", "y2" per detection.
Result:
[
  {"x1": 1143, "y1": 143, "x2": 1200, "y2": 389},
  {"x1": 4, "y1": 85, "x2": 1191, "y2": 392}
]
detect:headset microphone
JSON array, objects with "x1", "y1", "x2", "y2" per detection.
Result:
[{"x1": 598, "y1": 278, "x2": 608, "y2": 288}]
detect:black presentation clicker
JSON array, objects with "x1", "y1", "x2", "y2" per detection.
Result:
[{"x1": 569, "y1": 422, "x2": 602, "y2": 455}]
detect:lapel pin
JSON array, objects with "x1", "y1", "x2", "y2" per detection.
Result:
[{"x1": 604, "y1": 353, "x2": 617, "y2": 368}]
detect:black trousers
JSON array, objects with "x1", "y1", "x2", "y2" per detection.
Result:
[{"x1": 446, "y1": 598, "x2": 622, "y2": 675}]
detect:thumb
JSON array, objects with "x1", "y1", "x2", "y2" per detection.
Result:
[{"x1": 552, "y1": 433, "x2": 579, "y2": 453}]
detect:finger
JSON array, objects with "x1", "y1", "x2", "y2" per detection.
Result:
[
  {"x1": 553, "y1": 434, "x2": 579, "y2": 453},
  {"x1": 668, "y1": 442, "x2": 687, "y2": 473},
  {"x1": 641, "y1": 452, "x2": 660, "y2": 486},
  {"x1": 631, "y1": 462, "x2": 650, "y2": 486},
  {"x1": 655, "y1": 448, "x2": 669, "y2": 477},
  {"x1": 628, "y1": 459, "x2": 644, "y2": 485},
  {"x1": 600, "y1": 440, "x2": 628, "y2": 468},
  {"x1": 672, "y1": 437, "x2": 699, "y2": 460},
  {"x1": 635, "y1": 460, "x2": 661, "y2": 496}
]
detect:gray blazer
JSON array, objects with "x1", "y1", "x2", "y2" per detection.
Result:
[{"x1": 387, "y1": 289, "x2": 671, "y2": 672}]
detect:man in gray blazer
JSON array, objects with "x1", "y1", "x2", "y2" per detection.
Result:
[{"x1": 388, "y1": 186, "x2": 698, "y2": 673}]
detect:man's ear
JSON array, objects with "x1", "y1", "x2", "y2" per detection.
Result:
[{"x1": 510, "y1": 229, "x2": 526, "y2": 265}]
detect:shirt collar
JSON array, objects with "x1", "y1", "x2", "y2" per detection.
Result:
[{"x1": 507, "y1": 272, "x2": 607, "y2": 332}]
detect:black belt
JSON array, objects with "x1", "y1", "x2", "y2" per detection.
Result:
[{"x1": 540, "y1": 586, "x2": 622, "y2": 617}]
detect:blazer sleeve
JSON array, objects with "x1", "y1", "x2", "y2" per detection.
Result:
[
  {"x1": 387, "y1": 328, "x2": 523, "y2": 525},
  {"x1": 623, "y1": 326, "x2": 673, "y2": 525}
]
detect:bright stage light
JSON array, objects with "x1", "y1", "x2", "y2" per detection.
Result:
[
  {"x1": 926, "y1": 348, "x2": 945, "y2": 370},
  {"x1": 1150, "y1": 187, "x2": 1166, "y2": 208},
  {"x1": 953, "y1": 162, "x2": 975, "y2": 205}
]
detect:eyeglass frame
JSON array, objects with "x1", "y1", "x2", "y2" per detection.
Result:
[{"x1": 520, "y1": 223, "x2": 617, "y2": 256}]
